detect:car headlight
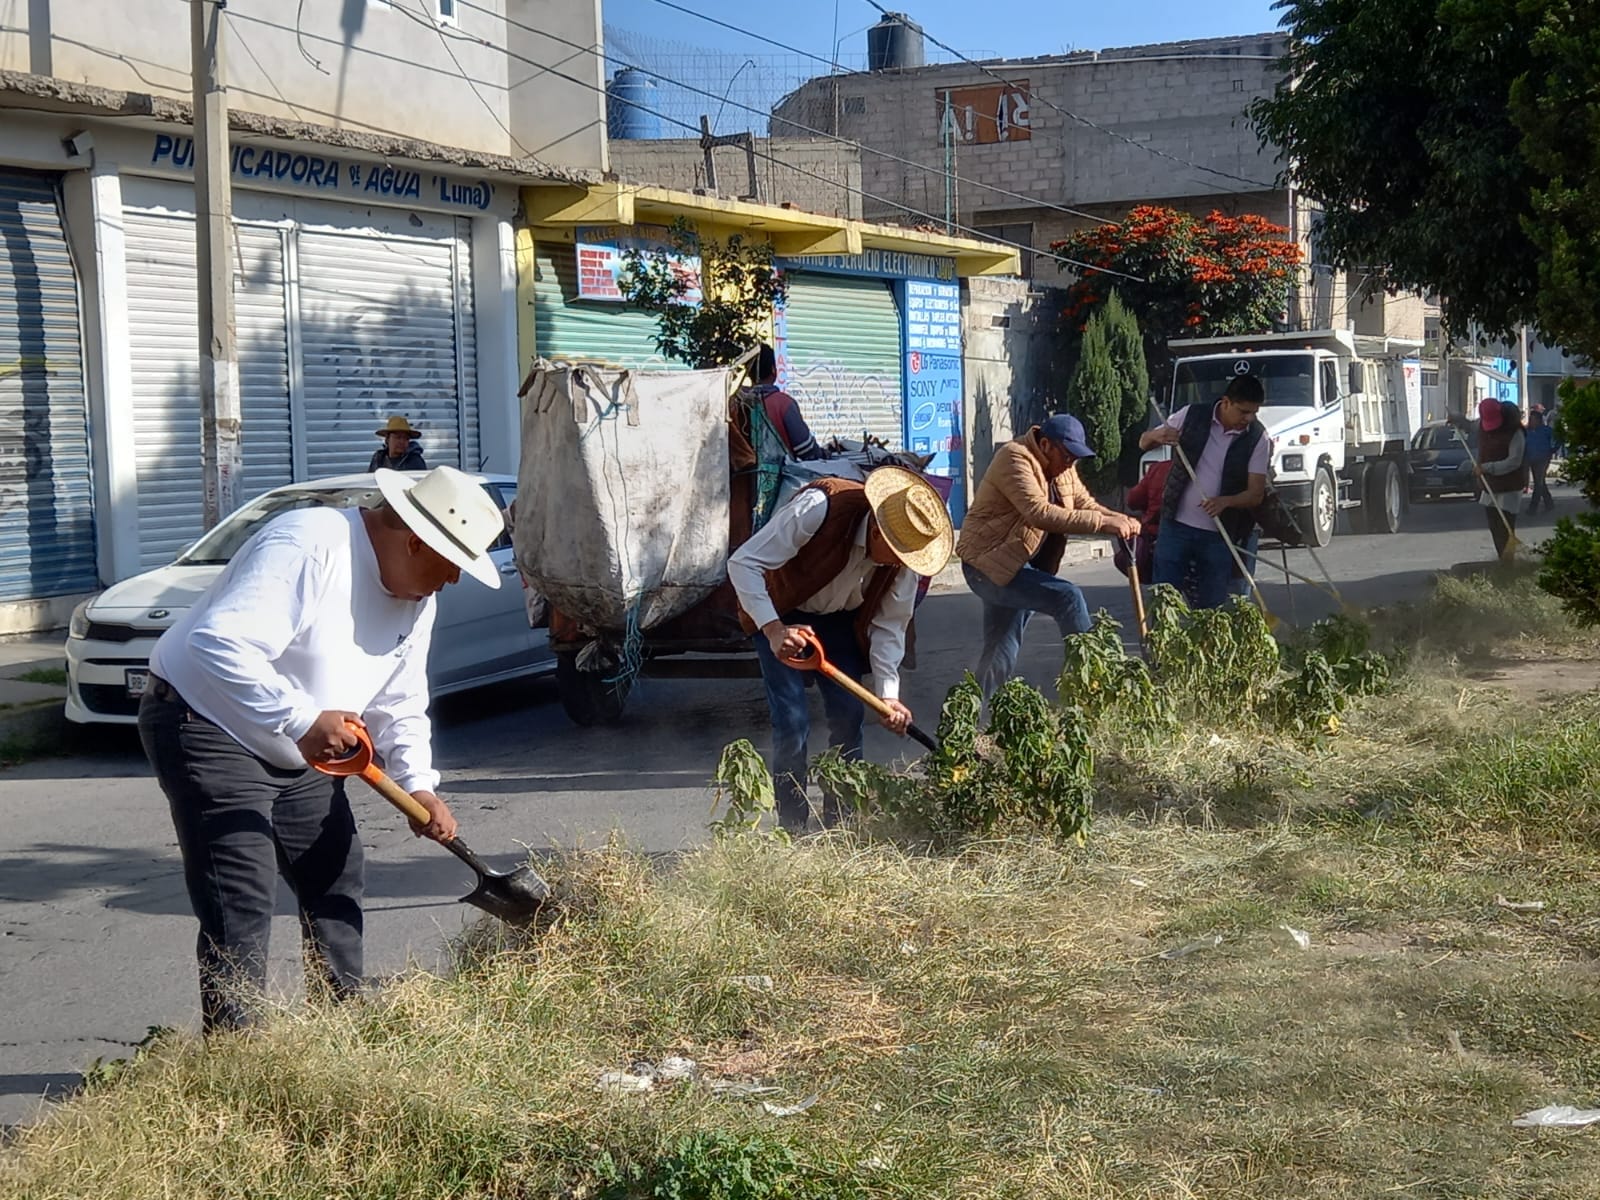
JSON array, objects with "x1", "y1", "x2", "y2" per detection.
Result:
[
  {"x1": 69, "y1": 599, "x2": 90, "y2": 640},
  {"x1": 1280, "y1": 453, "x2": 1304, "y2": 473}
]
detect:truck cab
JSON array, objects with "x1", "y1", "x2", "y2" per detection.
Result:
[{"x1": 1160, "y1": 330, "x2": 1418, "y2": 547}]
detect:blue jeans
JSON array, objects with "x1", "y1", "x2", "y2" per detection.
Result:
[
  {"x1": 752, "y1": 609, "x2": 867, "y2": 830},
  {"x1": 1153, "y1": 519, "x2": 1243, "y2": 610},
  {"x1": 963, "y1": 562, "x2": 1092, "y2": 698}
]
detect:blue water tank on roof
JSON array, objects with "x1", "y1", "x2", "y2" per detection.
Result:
[{"x1": 607, "y1": 69, "x2": 662, "y2": 140}]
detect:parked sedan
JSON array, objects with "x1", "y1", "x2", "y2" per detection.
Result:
[
  {"x1": 1409, "y1": 422, "x2": 1482, "y2": 502},
  {"x1": 65, "y1": 472, "x2": 552, "y2": 725}
]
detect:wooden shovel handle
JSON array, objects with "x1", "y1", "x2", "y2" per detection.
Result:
[{"x1": 359, "y1": 765, "x2": 434, "y2": 826}]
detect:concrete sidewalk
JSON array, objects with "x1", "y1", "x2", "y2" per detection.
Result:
[{"x1": 0, "y1": 631, "x2": 70, "y2": 755}]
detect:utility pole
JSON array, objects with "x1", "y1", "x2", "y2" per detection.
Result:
[
  {"x1": 1517, "y1": 323, "x2": 1531, "y2": 418},
  {"x1": 191, "y1": 0, "x2": 241, "y2": 529}
]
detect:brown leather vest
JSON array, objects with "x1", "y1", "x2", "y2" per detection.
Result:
[
  {"x1": 1479, "y1": 424, "x2": 1530, "y2": 494},
  {"x1": 736, "y1": 478, "x2": 902, "y2": 653}
]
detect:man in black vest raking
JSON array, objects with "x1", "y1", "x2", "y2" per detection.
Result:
[{"x1": 1138, "y1": 374, "x2": 1270, "y2": 609}]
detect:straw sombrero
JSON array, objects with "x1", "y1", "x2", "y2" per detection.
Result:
[
  {"x1": 376, "y1": 415, "x2": 422, "y2": 438},
  {"x1": 863, "y1": 466, "x2": 954, "y2": 578}
]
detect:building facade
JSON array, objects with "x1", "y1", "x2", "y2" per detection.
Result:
[
  {"x1": 0, "y1": 0, "x2": 603, "y2": 630},
  {"x1": 518, "y1": 183, "x2": 1014, "y2": 522}
]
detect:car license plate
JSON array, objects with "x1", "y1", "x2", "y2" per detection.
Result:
[
  {"x1": 1424, "y1": 474, "x2": 1442, "y2": 487},
  {"x1": 125, "y1": 668, "x2": 150, "y2": 698}
]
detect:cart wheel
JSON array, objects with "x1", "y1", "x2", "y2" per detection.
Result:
[{"x1": 555, "y1": 651, "x2": 631, "y2": 726}]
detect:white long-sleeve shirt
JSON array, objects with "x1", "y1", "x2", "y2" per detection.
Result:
[
  {"x1": 728, "y1": 488, "x2": 918, "y2": 700},
  {"x1": 149, "y1": 507, "x2": 440, "y2": 793}
]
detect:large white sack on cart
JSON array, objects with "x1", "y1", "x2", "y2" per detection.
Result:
[{"x1": 515, "y1": 360, "x2": 731, "y2": 633}]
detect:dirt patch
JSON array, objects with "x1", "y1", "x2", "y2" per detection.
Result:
[{"x1": 1467, "y1": 658, "x2": 1600, "y2": 701}]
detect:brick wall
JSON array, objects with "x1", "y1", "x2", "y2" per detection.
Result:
[
  {"x1": 773, "y1": 34, "x2": 1287, "y2": 227},
  {"x1": 608, "y1": 138, "x2": 862, "y2": 219},
  {"x1": 962, "y1": 275, "x2": 1067, "y2": 500}
]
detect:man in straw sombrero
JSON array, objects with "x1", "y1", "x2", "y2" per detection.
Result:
[
  {"x1": 369, "y1": 415, "x2": 428, "y2": 472},
  {"x1": 138, "y1": 465, "x2": 514, "y2": 1031},
  {"x1": 729, "y1": 467, "x2": 954, "y2": 833}
]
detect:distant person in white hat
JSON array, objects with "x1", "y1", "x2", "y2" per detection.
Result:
[
  {"x1": 139, "y1": 465, "x2": 508, "y2": 1032},
  {"x1": 369, "y1": 415, "x2": 427, "y2": 472},
  {"x1": 729, "y1": 467, "x2": 953, "y2": 832}
]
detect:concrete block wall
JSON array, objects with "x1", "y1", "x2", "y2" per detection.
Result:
[
  {"x1": 773, "y1": 35, "x2": 1288, "y2": 229},
  {"x1": 608, "y1": 138, "x2": 863, "y2": 219},
  {"x1": 962, "y1": 275, "x2": 1067, "y2": 499}
]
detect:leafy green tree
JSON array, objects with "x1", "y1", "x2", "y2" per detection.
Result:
[
  {"x1": 1539, "y1": 380, "x2": 1600, "y2": 624},
  {"x1": 1066, "y1": 311, "x2": 1121, "y2": 490},
  {"x1": 1512, "y1": 3, "x2": 1600, "y2": 360},
  {"x1": 1248, "y1": 0, "x2": 1599, "y2": 353},
  {"x1": 620, "y1": 218, "x2": 787, "y2": 368}
]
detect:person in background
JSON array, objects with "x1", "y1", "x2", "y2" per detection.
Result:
[
  {"x1": 1138, "y1": 375, "x2": 1269, "y2": 609},
  {"x1": 729, "y1": 468, "x2": 953, "y2": 833},
  {"x1": 1475, "y1": 398, "x2": 1528, "y2": 560},
  {"x1": 1117, "y1": 457, "x2": 1174, "y2": 586},
  {"x1": 1525, "y1": 405, "x2": 1555, "y2": 514},
  {"x1": 748, "y1": 344, "x2": 824, "y2": 461},
  {"x1": 369, "y1": 416, "x2": 427, "y2": 472},
  {"x1": 958, "y1": 413, "x2": 1140, "y2": 697}
]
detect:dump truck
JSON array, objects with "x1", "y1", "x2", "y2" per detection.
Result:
[{"x1": 1165, "y1": 329, "x2": 1423, "y2": 546}]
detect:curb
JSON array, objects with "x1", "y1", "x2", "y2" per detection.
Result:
[{"x1": 0, "y1": 699, "x2": 74, "y2": 761}]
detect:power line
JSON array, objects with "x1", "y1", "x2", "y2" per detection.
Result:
[
  {"x1": 859, "y1": 0, "x2": 1276, "y2": 192},
  {"x1": 229, "y1": 5, "x2": 1140, "y2": 279},
  {"x1": 454, "y1": 0, "x2": 1118, "y2": 229},
  {"x1": 400, "y1": 0, "x2": 532, "y2": 157}
]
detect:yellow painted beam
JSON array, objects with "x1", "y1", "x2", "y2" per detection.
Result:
[
  {"x1": 770, "y1": 227, "x2": 863, "y2": 257},
  {"x1": 514, "y1": 228, "x2": 540, "y2": 388},
  {"x1": 522, "y1": 182, "x2": 634, "y2": 227}
]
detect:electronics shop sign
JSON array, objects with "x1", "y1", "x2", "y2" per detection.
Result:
[{"x1": 148, "y1": 135, "x2": 497, "y2": 213}]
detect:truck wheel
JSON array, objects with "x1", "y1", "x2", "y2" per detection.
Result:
[
  {"x1": 1294, "y1": 465, "x2": 1336, "y2": 548},
  {"x1": 555, "y1": 650, "x2": 631, "y2": 726},
  {"x1": 1365, "y1": 458, "x2": 1404, "y2": 534}
]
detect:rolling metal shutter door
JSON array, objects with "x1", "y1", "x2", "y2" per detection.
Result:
[
  {"x1": 297, "y1": 228, "x2": 471, "y2": 479},
  {"x1": 124, "y1": 211, "x2": 291, "y2": 567},
  {"x1": 533, "y1": 242, "x2": 676, "y2": 368},
  {"x1": 782, "y1": 273, "x2": 904, "y2": 448},
  {"x1": 0, "y1": 170, "x2": 95, "y2": 601}
]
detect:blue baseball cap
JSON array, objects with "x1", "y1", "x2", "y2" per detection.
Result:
[{"x1": 1038, "y1": 413, "x2": 1095, "y2": 459}]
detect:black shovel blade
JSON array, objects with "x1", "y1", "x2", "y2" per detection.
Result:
[
  {"x1": 459, "y1": 863, "x2": 550, "y2": 925},
  {"x1": 443, "y1": 837, "x2": 552, "y2": 925}
]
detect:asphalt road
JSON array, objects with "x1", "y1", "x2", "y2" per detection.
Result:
[{"x1": 0, "y1": 487, "x2": 1570, "y2": 1128}]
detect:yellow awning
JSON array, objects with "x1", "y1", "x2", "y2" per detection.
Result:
[{"x1": 522, "y1": 182, "x2": 1019, "y2": 278}]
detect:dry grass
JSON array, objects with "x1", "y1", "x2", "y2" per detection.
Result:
[{"x1": 8, "y1": 568, "x2": 1600, "y2": 1197}]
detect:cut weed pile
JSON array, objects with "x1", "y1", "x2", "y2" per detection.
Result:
[{"x1": 8, "y1": 568, "x2": 1600, "y2": 1199}]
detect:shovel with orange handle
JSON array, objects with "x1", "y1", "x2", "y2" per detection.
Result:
[
  {"x1": 778, "y1": 628, "x2": 940, "y2": 753},
  {"x1": 313, "y1": 723, "x2": 550, "y2": 925}
]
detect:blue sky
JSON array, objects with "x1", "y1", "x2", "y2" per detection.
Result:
[{"x1": 603, "y1": 0, "x2": 1285, "y2": 63}]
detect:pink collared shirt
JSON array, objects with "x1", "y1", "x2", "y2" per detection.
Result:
[{"x1": 1165, "y1": 403, "x2": 1271, "y2": 531}]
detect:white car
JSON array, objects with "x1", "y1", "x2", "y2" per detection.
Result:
[{"x1": 65, "y1": 472, "x2": 552, "y2": 725}]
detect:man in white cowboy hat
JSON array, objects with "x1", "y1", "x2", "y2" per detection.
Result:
[
  {"x1": 729, "y1": 467, "x2": 953, "y2": 832},
  {"x1": 139, "y1": 465, "x2": 509, "y2": 1032},
  {"x1": 369, "y1": 415, "x2": 427, "y2": 472}
]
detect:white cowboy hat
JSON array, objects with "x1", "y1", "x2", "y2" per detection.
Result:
[
  {"x1": 375, "y1": 465, "x2": 504, "y2": 589},
  {"x1": 863, "y1": 466, "x2": 954, "y2": 578}
]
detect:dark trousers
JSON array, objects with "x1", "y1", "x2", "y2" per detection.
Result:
[
  {"x1": 751, "y1": 609, "x2": 867, "y2": 831},
  {"x1": 138, "y1": 681, "x2": 365, "y2": 1032},
  {"x1": 1487, "y1": 505, "x2": 1519, "y2": 560},
  {"x1": 1530, "y1": 458, "x2": 1553, "y2": 511}
]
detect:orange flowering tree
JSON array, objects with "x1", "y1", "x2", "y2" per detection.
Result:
[{"x1": 1052, "y1": 206, "x2": 1302, "y2": 363}]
